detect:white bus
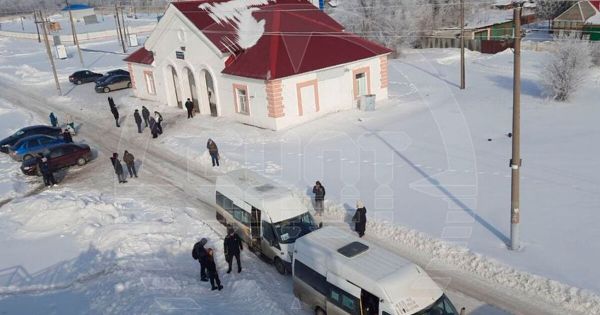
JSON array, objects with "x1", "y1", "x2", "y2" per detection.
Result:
[
  {"x1": 293, "y1": 226, "x2": 461, "y2": 315},
  {"x1": 215, "y1": 169, "x2": 319, "y2": 274}
]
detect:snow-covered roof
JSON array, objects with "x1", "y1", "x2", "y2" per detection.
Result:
[{"x1": 465, "y1": 9, "x2": 513, "y2": 29}]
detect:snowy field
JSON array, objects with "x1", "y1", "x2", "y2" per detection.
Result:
[{"x1": 0, "y1": 34, "x2": 599, "y2": 314}]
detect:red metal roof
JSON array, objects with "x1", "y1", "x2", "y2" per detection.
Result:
[
  {"x1": 124, "y1": 47, "x2": 154, "y2": 65},
  {"x1": 171, "y1": 0, "x2": 392, "y2": 80}
]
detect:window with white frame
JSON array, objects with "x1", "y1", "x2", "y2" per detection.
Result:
[
  {"x1": 236, "y1": 87, "x2": 249, "y2": 114},
  {"x1": 144, "y1": 71, "x2": 156, "y2": 95}
]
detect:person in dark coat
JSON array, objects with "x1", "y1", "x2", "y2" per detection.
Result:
[
  {"x1": 206, "y1": 138, "x2": 219, "y2": 167},
  {"x1": 133, "y1": 109, "x2": 143, "y2": 133},
  {"x1": 62, "y1": 129, "x2": 73, "y2": 143},
  {"x1": 192, "y1": 238, "x2": 209, "y2": 282},
  {"x1": 110, "y1": 153, "x2": 127, "y2": 183},
  {"x1": 110, "y1": 103, "x2": 120, "y2": 128},
  {"x1": 154, "y1": 111, "x2": 163, "y2": 134},
  {"x1": 141, "y1": 106, "x2": 150, "y2": 127},
  {"x1": 108, "y1": 96, "x2": 115, "y2": 108},
  {"x1": 39, "y1": 155, "x2": 56, "y2": 186},
  {"x1": 312, "y1": 181, "x2": 326, "y2": 216},
  {"x1": 49, "y1": 112, "x2": 58, "y2": 127},
  {"x1": 224, "y1": 226, "x2": 243, "y2": 273},
  {"x1": 149, "y1": 116, "x2": 158, "y2": 139},
  {"x1": 123, "y1": 150, "x2": 137, "y2": 178},
  {"x1": 206, "y1": 248, "x2": 223, "y2": 291},
  {"x1": 352, "y1": 200, "x2": 367, "y2": 238},
  {"x1": 185, "y1": 98, "x2": 194, "y2": 119}
]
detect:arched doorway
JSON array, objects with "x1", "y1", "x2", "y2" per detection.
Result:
[
  {"x1": 168, "y1": 65, "x2": 182, "y2": 108},
  {"x1": 185, "y1": 67, "x2": 199, "y2": 113},
  {"x1": 204, "y1": 70, "x2": 218, "y2": 117}
]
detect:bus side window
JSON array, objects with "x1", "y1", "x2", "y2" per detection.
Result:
[
  {"x1": 328, "y1": 284, "x2": 360, "y2": 315},
  {"x1": 216, "y1": 191, "x2": 234, "y2": 215},
  {"x1": 262, "y1": 221, "x2": 275, "y2": 245},
  {"x1": 232, "y1": 204, "x2": 250, "y2": 226},
  {"x1": 294, "y1": 260, "x2": 328, "y2": 295}
]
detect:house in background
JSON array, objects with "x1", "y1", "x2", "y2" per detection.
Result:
[
  {"x1": 60, "y1": 4, "x2": 96, "y2": 22},
  {"x1": 125, "y1": 0, "x2": 391, "y2": 130},
  {"x1": 552, "y1": 0, "x2": 600, "y2": 36}
]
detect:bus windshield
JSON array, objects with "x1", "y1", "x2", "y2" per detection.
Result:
[
  {"x1": 412, "y1": 294, "x2": 458, "y2": 315},
  {"x1": 273, "y1": 212, "x2": 317, "y2": 244}
]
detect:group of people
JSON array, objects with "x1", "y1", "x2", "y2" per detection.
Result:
[
  {"x1": 192, "y1": 226, "x2": 244, "y2": 291},
  {"x1": 312, "y1": 181, "x2": 367, "y2": 238},
  {"x1": 109, "y1": 150, "x2": 138, "y2": 184},
  {"x1": 107, "y1": 98, "x2": 163, "y2": 138},
  {"x1": 49, "y1": 112, "x2": 76, "y2": 140}
]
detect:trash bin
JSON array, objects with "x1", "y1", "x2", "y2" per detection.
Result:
[{"x1": 359, "y1": 94, "x2": 376, "y2": 111}]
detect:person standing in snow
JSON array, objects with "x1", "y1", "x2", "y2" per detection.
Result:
[
  {"x1": 141, "y1": 106, "x2": 150, "y2": 127},
  {"x1": 123, "y1": 150, "x2": 137, "y2": 178},
  {"x1": 312, "y1": 181, "x2": 326, "y2": 216},
  {"x1": 352, "y1": 200, "x2": 367, "y2": 238},
  {"x1": 192, "y1": 238, "x2": 209, "y2": 282},
  {"x1": 110, "y1": 103, "x2": 120, "y2": 128},
  {"x1": 206, "y1": 248, "x2": 223, "y2": 291},
  {"x1": 62, "y1": 129, "x2": 73, "y2": 143},
  {"x1": 149, "y1": 116, "x2": 158, "y2": 139},
  {"x1": 154, "y1": 111, "x2": 163, "y2": 134},
  {"x1": 39, "y1": 154, "x2": 56, "y2": 186},
  {"x1": 49, "y1": 112, "x2": 58, "y2": 127},
  {"x1": 224, "y1": 226, "x2": 243, "y2": 274},
  {"x1": 110, "y1": 153, "x2": 127, "y2": 183},
  {"x1": 108, "y1": 96, "x2": 115, "y2": 109},
  {"x1": 133, "y1": 109, "x2": 143, "y2": 133},
  {"x1": 185, "y1": 98, "x2": 194, "y2": 119},
  {"x1": 206, "y1": 138, "x2": 219, "y2": 167}
]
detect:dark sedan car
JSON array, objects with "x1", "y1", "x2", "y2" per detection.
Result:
[
  {"x1": 20, "y1": 143, "x2": 91, "y2": 176},
  {"x1": 0, "y1": 125, "x2": 62, "y2": 153},
  {"x1": 69, "y1": 70, "x2": 103, "y2": 85},
  {"x1": 95, "y1": 69, "x2": 130, "y2": 85},
  {"x1": 95, "y1": 75, "x2": 131, "y2": 93}
]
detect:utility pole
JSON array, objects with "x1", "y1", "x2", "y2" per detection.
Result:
[
  {"x1": 39, "y1": 10, "x2": 62, "y2": 96},
  {"x1": 460, "y1": 0, "x2": 465, "y2": 89},
  {"x1": 120, "y1": 6, "x2": 129, "y2": 44},
  {"x1": 33, "y1": 11, "x2": 41, "y2": 43},
  {"x1": 115, "y1": 2, "x2": 126, "y2": 53},
  {"x1": 66, "y1": 0, "x2": 84, "y2": 66},
  {"x1": 510, "y1": 4, "x2": 522, "y2": 251}
]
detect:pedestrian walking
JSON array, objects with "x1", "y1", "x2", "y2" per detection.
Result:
[
  {"x1": 142, "y1": 106, "x2": 150, "y2": 127},
  {"x1": 39, "y1": 155, "x2": 56, "y2": 186},
  {"x1": 62, "y1": 129, "x2": 73, "y2": 143},
  {"x1": 192, "y1": 238, "x2": 209, "y2": 282},
  {"x1": 110, "y1": 103, "x2": 120, "y2": 128},
  {"x1": 108, "y1": 96, "x2": 115, "y2": 109},
  {"x1": 206, "y1": 248, "x2": 223, "y2": 291},
  {"x1": 352, "y1": 200, "x2": 367, "y2": 238},
  {"x1": 110, "y1": 153, "x2": 127, "y2": 183},
  {"x1": 312, "y1": 181, "x2": 326, "y2": 216},
  {"x1": 133, "y1": 109, "x2": 143, "y2": 133},
  {"x1": 154, "y1": 111, "x2": 163, "y2": 134},
  {"x1": 49, "y1": 112, "x2": 58, "y2": 127},
  {"x1": 224, "y1": 226, "x2": 243, "y2": 274},
  {"x1": 185, "y1": 98, "x2": 194, "y2": 119},
  {"x1": 206, "y1": 138, "x2": 219, "y2": 167},
  {"x1": 123, "y1": 150, "x2": 137, "y2": 178},
  {"x1": 149, "y1": 116, "x2": 158, "y2": 139}
]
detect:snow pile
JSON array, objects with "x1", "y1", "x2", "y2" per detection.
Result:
[{"x1": 199, "y1": 0, "x2": 269, "y2": 49}]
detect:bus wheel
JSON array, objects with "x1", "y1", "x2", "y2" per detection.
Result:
[
  {"x1": 315, "y1": 307, "x2": 326, "y2": 315},
  {"x1": 274, "y1": 257, "x2": 286, "y2": 275}
]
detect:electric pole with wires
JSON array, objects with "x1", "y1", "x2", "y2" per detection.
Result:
[
  {"x1": 510, "y1": 3, "x2": 523, "y2": 251},
  {"x1": 66, "y1": 0, "x2": 84, "y2": 66},
  {"x1": 460, "y1": 0, "x2": 465, "y2": 89},
  {"x1": 38, "y1": 10, "x2": 62, "y2": 96}
]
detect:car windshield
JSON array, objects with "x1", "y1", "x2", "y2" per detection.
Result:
[
  {"x1": 273, "y1": 212, "x2": 317, "y2": 244},
  {"x1": 14, "y1": 130, "x2": 24, "y2": 137},
  {"x1": 412, "y1": 294, "x2": 458, "y2": 315}
]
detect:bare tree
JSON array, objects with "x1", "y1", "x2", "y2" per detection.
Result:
[
  {"x1": 536, "y1": 0, "x2": 574, "y2": 28},
  {"x1": 542, "y1": 33, "x2": 591, "y2": 101}
]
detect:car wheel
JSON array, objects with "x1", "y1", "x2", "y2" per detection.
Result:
[
  {"x1": 77, "y1": 80, "x2": 82, "y2": 85},
  {"x1": 315, "y1": 307, "x2": 326, "y2": 315},
  {"x1": 274, "y1": 257, "x2": 286, "y2": 275},
  {"x1": 76, "y1": 157, "x2": 87, "y2": 166},
  {"x1": 23, "y1": 154, "x2": 33, "y2": 161},
  {"x1": 127, "y1": 82, "x2": 132, "y2": 88},
  {"x1": 103, "y1": 87, "x2": 110, "y2": 93}
]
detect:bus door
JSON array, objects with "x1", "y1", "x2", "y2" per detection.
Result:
[
  {"x1": 361, "y1": 289, "x2": 379, "y2": 315},
  {"x1": 251, "y1": 207, "x2": 261, "y2": 240}
]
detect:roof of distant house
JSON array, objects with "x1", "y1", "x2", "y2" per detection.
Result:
[
  {"x1": 124, "y1": 47, "x2": 154, "y2": 65},
  {"x1": 464, "y1": 9, "x2": 513, "y2": 29},
  {"x1": 61, "y1": 4, "x2": 93, "y2": 11},
  {"x1": 165, "y1": 0, "x2": 391, "y2": 80}
]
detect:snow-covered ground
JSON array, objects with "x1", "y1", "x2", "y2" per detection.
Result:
[{"x1": 0, "y1": 33, "x2": 599, "y2": 314}]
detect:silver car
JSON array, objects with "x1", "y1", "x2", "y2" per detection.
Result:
[{"x1": 95, "y1": 74, "x2": 131, "y2": 93}]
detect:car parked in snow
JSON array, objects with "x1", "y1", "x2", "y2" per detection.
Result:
[
  {"x1": 69, "y1": 70, "x2": 103, "y2": 85},
  {"x1": 8, "y1": 134, "x2": 66, "y2": 161},
  {"x1": 0, "y1": 125, "x2": 62, "y2": 153},
  {"x1": 95, "y1": 69, "x2": 130, "y2": 85},
  {"x1": 20, "y1": 143, "x2": 91, "y2": 176},
  {"x1": 95, "y1": 74, "x2": 132, "y2": 93}
]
